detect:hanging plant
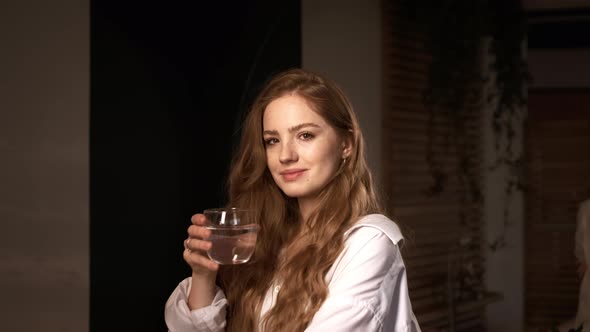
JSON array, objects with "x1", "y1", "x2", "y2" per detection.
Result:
[{"x1": 399, "y1": 0, "x2": 530, "y2": 251}]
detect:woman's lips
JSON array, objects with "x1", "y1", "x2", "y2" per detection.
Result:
[{"x1": 280, "y1": 169, "x2": 306, "y2": 181}]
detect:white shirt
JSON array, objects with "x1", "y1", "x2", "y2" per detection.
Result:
[{"x1": 165, "y1": 214, "x2": 421, "y2": 332}]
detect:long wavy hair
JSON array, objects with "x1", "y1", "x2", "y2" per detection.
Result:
[{"x1": 218, "y1": 68, "x2": 383, "y2": 332}]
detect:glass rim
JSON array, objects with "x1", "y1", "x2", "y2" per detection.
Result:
[
  {"x1": 203, "y1": 207, "x2": 257, "y2": 227},
  {"x1": 203, "y1": 207, "x2": 253, "y2": 214}
]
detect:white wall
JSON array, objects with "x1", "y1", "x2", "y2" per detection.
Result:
[
  {"x1": 0, "y1": 1, "x2": 89, "y2": 331},
  {"x1": 301, "y1": 0, "x2": 383, "y2": 190},
  {"x1": 483, "y1": 132, "x2": 525, "y2": 332},
  {"x1": 482, "y1": 51, "x2": 525, "y2": 330}
]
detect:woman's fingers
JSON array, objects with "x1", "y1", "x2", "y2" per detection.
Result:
[
  {"x1": 187, "y1": 224, "x2": 211, "y2": 239},
  {"x1": 183, "y1": 215, "x2": 218, "y2": 272},
  {"x1": 184, "y1": 237, "x2": 212, "y2": 252},
  {"x1": 191, "y1": 213, "x2": 206, "y2": 225},
  {"x1": 183, "y1": 247, "x2": 219, "y2": 271}
]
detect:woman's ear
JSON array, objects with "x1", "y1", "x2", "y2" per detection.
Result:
[{"x1": 341, "y1": 132, "x2": 353, "y2": 159}]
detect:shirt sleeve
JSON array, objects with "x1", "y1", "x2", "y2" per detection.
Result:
[
  {"x1": 305, "y1": 227, "x2": 421, "y2": 332},
  {"x1": 164, "y1": 277, "x2": 228, "y2": 332}
]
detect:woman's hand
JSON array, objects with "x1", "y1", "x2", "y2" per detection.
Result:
[
  {"x1": 184, "y1": 214, "x2": 219, "y2": 310},
  {"x1": 184, "y1": 213, "x2": 219, "y2": 275}
]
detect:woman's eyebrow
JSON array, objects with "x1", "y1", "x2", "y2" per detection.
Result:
[
  {"x1": 263, "y1": 123, "x2": 321, "y2": 136},
  {"x1": 288, "y1": 122, "x2": 321, "y2": 133}
]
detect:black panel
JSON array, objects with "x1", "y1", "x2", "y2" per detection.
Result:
[
  {"x1": 527, "y1": 9, "x2": 590, "y2": 49},
  {"x1": 90, "y1": 1, "x2": 300, "y2": 330}
]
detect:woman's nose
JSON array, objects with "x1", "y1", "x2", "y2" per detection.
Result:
[{"x1": 279, "y1": 141, "x2": 298, "y2": 164}]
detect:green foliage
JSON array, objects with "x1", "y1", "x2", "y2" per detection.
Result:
[{"x1": 398, "y1": 0, "x2": 530, "y2": 251}]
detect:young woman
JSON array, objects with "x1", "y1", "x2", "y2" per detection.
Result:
[{"x1": 165, "y1": 69, "x2": 421, "y2": 332}]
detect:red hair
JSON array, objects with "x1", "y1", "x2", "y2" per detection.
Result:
[{"x1": 218, "y1": 68, "x2": 383, "y2": 331}]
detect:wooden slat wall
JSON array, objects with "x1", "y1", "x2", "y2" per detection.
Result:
[
  {"x1": 382, "y1": 1, "x2": 488, "y2": 331},
  {"x1": 525, "y1": 91, "x2": 590, "y2": 331}
]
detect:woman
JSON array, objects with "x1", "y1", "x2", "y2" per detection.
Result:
[{"x1": 165, "y1": 68, "x2": 421, "y2": 332}]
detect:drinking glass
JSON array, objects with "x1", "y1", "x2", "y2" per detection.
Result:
[{"x1": 203, "y1": 208, "x2": 259, "y2": 265}]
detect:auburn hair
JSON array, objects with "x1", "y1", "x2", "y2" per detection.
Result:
[{"x1": 218, "y1": 68, "x2": 383, "y2": 331}]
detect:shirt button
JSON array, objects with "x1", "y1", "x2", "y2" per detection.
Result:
[{"x1": 274, "y1": 285, "x2": 281, "y2": 293}]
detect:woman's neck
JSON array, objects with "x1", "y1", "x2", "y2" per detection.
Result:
[{"x1": 297, "y1": 197, "x2": 317, "y2": 224}]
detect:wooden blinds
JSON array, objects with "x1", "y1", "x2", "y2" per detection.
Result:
[
  {"x1": 382, "y1": 1, "x2": 492, "y2": 331},
  {"x1": 525, "y1": 90, "x2": 590, "y2": 331}
]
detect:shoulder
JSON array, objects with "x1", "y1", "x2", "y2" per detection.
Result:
[
  {"x1": 325, "y1": 214, "x2": 404, "y2": 285},
  {"x1": 324, "y1": 215, "x2": 409, "y2": 307},
  {"x1": 344, "y1": 214, "x2": 404, "y2": 246}
]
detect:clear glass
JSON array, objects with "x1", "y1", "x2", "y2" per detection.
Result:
[{"x1": 203, "y1": 208, "x2": 259, "y2": 265}]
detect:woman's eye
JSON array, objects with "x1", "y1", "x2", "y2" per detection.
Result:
[
  {"x1": 299, "y1": 132, "x2": 314, "y2": 140},
  {"x1": 264, "y1": 138, "x2": 279, "y2": 146}
]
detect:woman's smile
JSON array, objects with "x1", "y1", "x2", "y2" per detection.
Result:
[{"x1": 280, "y1": 168, "x2": 307, "y2": 182}]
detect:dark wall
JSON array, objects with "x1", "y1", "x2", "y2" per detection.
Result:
[
  {"x1": 527, "y1": 8, "x2": 590, "y2": 48},
  {"x1": 90, "y1": 1, "x2": 300, "y2": 330}
]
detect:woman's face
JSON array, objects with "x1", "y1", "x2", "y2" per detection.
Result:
[{"x1": 263, "y1": 94, "x2": 349, "y2": 205}]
